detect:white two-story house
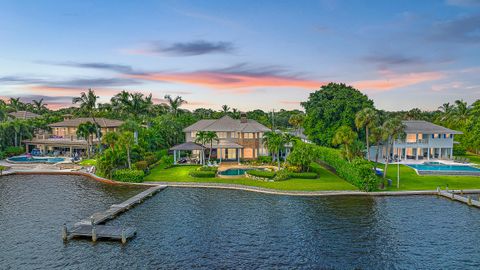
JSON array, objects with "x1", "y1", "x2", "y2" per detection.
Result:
[{"x1": 370, "y1": 120, "x2": 462, "y2": 161}]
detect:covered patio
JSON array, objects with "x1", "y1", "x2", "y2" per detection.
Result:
[{"x1": 170, "y1": 142, "x2": 206, "y2": 165}]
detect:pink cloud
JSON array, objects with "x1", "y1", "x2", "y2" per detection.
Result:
[{"x1": 352, "y1": 71, "x2": 445, "y2": 91}]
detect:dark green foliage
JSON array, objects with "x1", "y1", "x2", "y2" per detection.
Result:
[
  {"x1": 4, "y1": 146, "x2": 25, "y2": 157},
  {"x1": 144, "y1": 152, "x2": 159, "y2": 166},
  {"x1": 112, "y1": 169, "x2": 145, "y2": 183},
  {"x1": 288, "y1": 172, "x2": 318, "y2": 179},
  {"x1": 315, "y1": 146, "x2": 378, "y2": 191},
  {"x1": 257, "y1": 155, "x2": 273, "y2": 164},
  {"x1": 453, "y1": 145, "x2": 467, "y2": 156},
  {"x1": 246, "y1": 170, "x2": 276, "y2": 179},
  {"x1": 189, "y1": 170, "x2": 216, "y2": 178},
  {"x1": 198, "y1": 166, "x2": 218, "y2": 172},
  {"x1": 274, "y1": 169, "x2": 290, "y2": 181},
  {"x1": 134, "y1": 160, "x2": 148, "y2": 171},
  {"x1": 0, "y1": 151, "x2": 5, "y2": 159},
  {"x1": 159, "y1": 155, "x2": 174, "y2": 168},
  {"x1": 301, "y1": 83, "x2": 374, "y2": 146},
  {"x1": 287, "y1": 140, "x2": 318, "y2": 171}
]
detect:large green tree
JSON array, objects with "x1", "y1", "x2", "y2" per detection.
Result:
[{"x1": 302, "y1": 83, "x2": 374, "y2": 146}]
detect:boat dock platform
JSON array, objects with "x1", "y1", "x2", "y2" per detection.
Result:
[
  {"x1": 437, "y1": 187, "x2": 480, "y2": 208},
  {"x1": 63, "y1": 185, "x2": 166, "y2": 243}
]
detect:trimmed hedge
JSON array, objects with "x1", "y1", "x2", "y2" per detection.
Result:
[
  {"x1": 4, "y1": 146, "x2": 24, "y2": 157},
  {"x1": 189, "y1": 170, "x2": 216, "y2": 178},
  {"x1": 315, "y1": 146, "x2": 378, "y2": 191},
  {"x1": 112, "y1": 169, "x2": 145, "y2": 183},
  {"x1": 198, "y1": 166, "x2": 218, "y2": 172},
  {"x1": 246, "y1": 170, "x2": 276, "y2": 179},
  {"x1": 288, "y1": 172, "x2": 318, "y2": 179}
]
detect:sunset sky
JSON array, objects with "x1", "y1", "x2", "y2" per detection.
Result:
[{"x1": 0, "y1": 0, "x2": 479, "y2": 111}]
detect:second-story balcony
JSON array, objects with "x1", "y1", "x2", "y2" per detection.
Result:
[{"x1": 393, "y1": 137, "x2": 454, "y2": 148}]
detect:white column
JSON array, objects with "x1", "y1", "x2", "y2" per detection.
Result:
[
  {"x1": 427, "y1": 148, "x2": 430, "y2": 160},
  {"x1": 237, "y1": 149, "x2": 240, "y2": 164},
  {"x1": 415, "y1": 148, "x2": 419, "y2": 160},
  {"x1": 450, "y1": 148, "x2": 453, "y2": 160},
  {"x1": 173, "y1": 150, "x2": 177, "y2": 164}
]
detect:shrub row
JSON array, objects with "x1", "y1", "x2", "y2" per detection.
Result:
[
  {"x1": 4, "y1": 146, "x2": 24, "y2": 157},
  {"x1": 246, "y1": 170, "x2": 276, "y2": 179},
  {"x1": 315, "y1": 146, "x2": 378, "y2": 191},
  {"x1": 189, "y1": 170, "x2": 216, "y2": 178},
  {"x1": 198, "y1": 166, "x2": 218, "y2": 172},
  {"x1": 112, "y1": 169, "x2": 145, "y2": 183}
]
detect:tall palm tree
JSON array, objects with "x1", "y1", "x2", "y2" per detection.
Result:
[
  {"x1": 355, "y1": 108, "x2": 378, "y2": 161},
  {"x1": 382, "y1": 118, "x2": 405, "y2": 180},
  {"x1": 332, "y1": 126, "x2": 358, "y2": 162},
  {"x1": 195, "y1": 131, "x2": 208, "y2": 165},
  {"x1": 164, "y1": 95, "x2": 186, "y2": 117},
  {"x1": 73, "y1": 89, "x2": 101, "y2": 142},
  {"x1": 77, "y1": 122, "x2": 97, "y2": 158},
  {"x1": 102, "y1": 132, "x2": 119, "y2": 151},
  {"x1": 221, "y1": 105, "x2": 230, "y2": 114},
  {"x1": 204, "y1": 131, "x2": 219, "y2": 162},
  {"x1": 263, "y1": 131, "x2": 284, "y2": 169},
  {"x1": 452, "y1": 99, "x2": 469, "y2": 127},
  {"x1": 9, "y1": 97, "x2": 24, "y2": 112},
  {"x1": 369, "y1": 126, "x2": 384, "y2": 170},
  {"x1": 288, "y1": 114, "x2": 305, "y2": 136},
  {"x1": 32, "y1": 98, "x2": 47, "y2": 114},
  {"x1": 118, "y1": 131, "x2": 134, "y2": 169}
]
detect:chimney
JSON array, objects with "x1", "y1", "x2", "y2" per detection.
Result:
[{"x1": 240, "y1": 112, "x2": 247, "y2": 123}]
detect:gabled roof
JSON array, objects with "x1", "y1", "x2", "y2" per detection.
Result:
[
  {"x1": 48, "y1": 118, "x2": 124, "y2": 128},
  {"x1": 9, "y1": 111, "x2": 40, "y2": 120},
  {"x1": 183, "y1": 115, "x2": 270, "y2": 133},
  {"x1": 402, "y1": 120, "x2": 463, "y2": 135},
  {"x1": 170, "y1": 142, "x2": 205, "y2": 151}
]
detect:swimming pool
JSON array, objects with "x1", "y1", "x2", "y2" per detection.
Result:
[
  {"x1": 7, "y1": 155, "x2": 66, "y2": 164},
  {"x1": 218, "y1": 168, "x2": 267, "y2": 176},
  {"x1": 407, "y1": 162, "x2": 480, "y2": 175}
]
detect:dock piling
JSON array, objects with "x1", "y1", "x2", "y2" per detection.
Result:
[
  {"x1": 92, "y1": 225, "x2": 97, "y2": 242},
  {"x1": 121, "y1": 228, "x2": 127, "y2": 244},
  {"x1": 62, "y1": 223, "x2": 68, "y2": 241}
]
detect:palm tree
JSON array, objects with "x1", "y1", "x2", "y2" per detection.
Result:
[
  {"x1": 263, "y1": 131, "x2": 284, "y2": 169},
  {"x1": 118, "y1": 131, "x2": 134, "y2": 169},
  {"x1": 204, "y1": 131, "x2": 219, "y2": 162},
  {"x1": 221, "y1": 105, "x2": 230, "y2": 114},
  {"x1": 332, "y1": 126, "x2": 358, "y2": 162},
  {"x1": 382, "y1": 118, "x2": 405, "y2": 180},
  {"x1": 369, "y1": 126, "x2": 385, "y2": 170},
  {"x1": 288, "y1": 114, "x2": 305, "y2": 136},
  {"x1": 195, "y1": 131, "x2": 208, "y2": 165},
  {"x1": 77, "y1": 122, "x2": 97, "y2": 158},
  {"x1": 32, "y1": 98, "x2": 47, "y2": 114},
  {"x1": 9, "y1": 97, "x2": 24, "y2": 112},
  {"x1": 102, "y1": 132, "x2": 119, "y2": 151},
  {"x1": 355, "y1": 108, "x2": 378, "y2": 161},
  {"x1": 164, "y1": 95, "x2": 186, "y2": 117},
  {"x1": 73, "y1": 89, "x2": 101, "y2": 143},
  {"x1": 452, "y1": 99, "x2": 469, "y2": 127}
]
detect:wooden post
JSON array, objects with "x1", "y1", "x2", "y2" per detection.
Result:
[
  {"x1": 62, "y1": 223, "x2": 68, "y2": 241},
  {"x1": 436, "y1": 186, "x2": 440, "y2": 195},
  {"x1": 121, "y1": 228, "x2": 127, "y2": 244},
  {"x1": 468, "y1": 196, "x2": 472, "y2": 206},
  {"x1": 92, "y1": 225, "x2": 97, "y2": 242}
]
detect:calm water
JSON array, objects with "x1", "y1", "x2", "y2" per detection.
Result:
[
  {"x1": 408, "y1": 163, "x2": 480, "y2": 172},
  {"x1": 1, "y1": 175, "x2": 480, "y2": 269},
  {"x1": 7, "y1": 155, "x2": 66, "y2": 163}
]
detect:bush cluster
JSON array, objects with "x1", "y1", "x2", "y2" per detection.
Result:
[
  {"x1": 315, "y1": 146, "x2": 378, "y2": 191},
  {"x1": 246, "y1": 170, "x2": 276, "y2": 179},
  {"x1": 112, "y1": 169, "x2": 145, "y2": 183},
  {"x1": 189, "y1": 170, "x2": 216, "y2": 178},
  {"x1": 198, "y1": 166, "x2": 218, "y2": 172},
  {"x1": 134, "y1": 160, "x2": 149, "y2": 171},
  {"x1": 4, "y1": 146, "x2": 24, "y2": 157}
]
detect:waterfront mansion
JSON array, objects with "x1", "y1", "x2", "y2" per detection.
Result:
[
  {"x1": 171, "y1": 114, "x2": 270, "y2": 163},
  {"x1": 369, "y1": 120, "x2": 462, "y2": 161}
]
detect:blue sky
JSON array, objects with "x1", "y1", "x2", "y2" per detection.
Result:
[{"x1": 0, "y1": 0, "x2": 479, "y2": 111}]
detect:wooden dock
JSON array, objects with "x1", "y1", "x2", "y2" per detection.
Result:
[
  {"x1": 64, "y1": 185, "x2": 166, "y2": 243},
  {"x1": 437, "y1": 187, "x2": 480, "y2": 208}
]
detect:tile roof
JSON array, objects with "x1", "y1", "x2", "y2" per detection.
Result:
[
  {"x1": 8, "y1": 111, "x2": 40, "y2": 119},
  {"x1": 48, "y1": 118, "x2": 124, "y2": 128},
  {"x1": 183, "y1": 115, "x2": 270, "y2": 133},
  {"x1": 402, "y1": 120, "x2": 463, "y2": 135}
]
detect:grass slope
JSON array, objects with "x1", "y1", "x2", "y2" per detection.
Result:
[{"x1": 144, "y1": 164, "x2": 356, "y2": 191}]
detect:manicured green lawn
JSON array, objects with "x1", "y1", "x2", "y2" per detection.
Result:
[
  {"x1": 79, "y1": 159, "x2": 97, "y2": 166},
  {"x1": 383, "y1": 164, "x2": 480, "y2": 191},
  {"x1": 144, "y1": 164, "x2": 356, "y2": 191},
  {"x1": 463, "y1": 152, "x2": 480, "y2": 166}
]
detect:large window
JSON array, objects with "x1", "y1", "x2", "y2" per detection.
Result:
[
  {"x1": 243, "y1": 148, "x2": 254, "y2": 158},
  {"x1": 191, "y1": 131, "x2": 197, "y2": 138},
  {"x1": 406, "y1": 134, "x2": 417, "y2": 143},
  {"x1": 243, "y1": 133, "x2": 254, "y2": 139},
  {"x1": 217, "y1": 132, "x2": 227, "y2": 138}
]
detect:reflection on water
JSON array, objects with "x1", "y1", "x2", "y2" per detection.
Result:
[{"x1": 1, "y1": 175, "x2": 480, "y2": 269}]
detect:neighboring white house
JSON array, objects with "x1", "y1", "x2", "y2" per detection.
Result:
[{"x1": 369, "y1": 120, "x2": 462, "y2": 162}]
